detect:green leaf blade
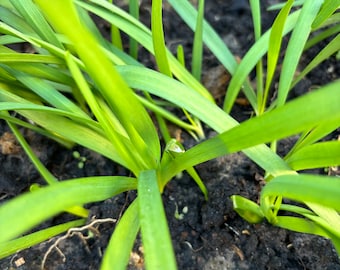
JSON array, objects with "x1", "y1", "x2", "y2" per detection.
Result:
[
  {"x1": 262, "y1": 0, "x2": 294, "y2": 113},
  {"x1": 277, "y1": 0, "x2": 323, "y2": 106},
  {"x1": 0, "y1": 219, "x2": 86, "y2": 259},
  {"x1": 35, "y1": 0, "x2": 160, "y2": 171},
  {"x1": 261, "y1": 174, "x2": 340, "y2": 212},
  {"x1": 0, "y1": 176, "x2": 137, "y2": 242},
  {"x1": 286, "y1": 141, "x2": 340, "y2": 170},
  {"x1": 161, "y1": 81, "x2": 340, "y2": 180},
  {"x1": 191, "y1": 0, "x2": 205, "y2": 80},
  {"x1": 151, "y1": 0, "x2": 172, "y2": 77},
  {"x1": 101, "y1": 200, "x2": 140, "y2": 270},
  {"x1": 138, "y1": 170, "x2": 177, "y2": 270}
]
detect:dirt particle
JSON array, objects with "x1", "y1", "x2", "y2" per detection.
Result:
[{"x1": 0, "y1": 132, "x2": 21, "y2": 155}]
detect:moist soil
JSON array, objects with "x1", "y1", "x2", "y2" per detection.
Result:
[{"x1": 1, "y1": 0, "x2": 340, "y2": 269}]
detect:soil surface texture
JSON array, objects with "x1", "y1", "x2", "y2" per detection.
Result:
[{"x1": 1, "y1": 0, "x2": 340, "y2": 269}]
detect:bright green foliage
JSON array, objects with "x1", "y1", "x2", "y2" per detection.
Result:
[
  {"x1": 0, "y1": 219, "x2": 85, "y2": 259},
  {"x1": 261, "y1": 0, "x2": 294, "y2": 114},
  {"x1": 0, "y1": 176, "x2": 137, "y2": 242},
  {"x1": 276, "y1": 0, "x2": 323, "y2": 107},
  {"x1": 286, "y1": 141, "x2": 340, "y2": 170},
  {"x1": 101, "y1": 200, "x2": 140, "y2": 270},
  {"x1": 0, "y1": 0, "x2": 339, "y2": 268},
  {"x1": 138, "y1": 170, "x2": 177, "y2": 270},
  {"x1": 151, "y1": 0, "x2": 172, "y2": 77},
  {"x1": 35, "y1": 0, "x2": 160, "y2": 173},
  {"x1": 191, "y1": 0, "x2": 205, "y2": 80}
]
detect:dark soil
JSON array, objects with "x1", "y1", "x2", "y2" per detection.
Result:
[{"x1": 1, "y1": 0, "x2": 340, "y2": 269}]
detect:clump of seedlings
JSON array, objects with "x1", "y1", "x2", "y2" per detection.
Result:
[{"x1": 0, "y1": 0, "x2": 339, "y2": 269}]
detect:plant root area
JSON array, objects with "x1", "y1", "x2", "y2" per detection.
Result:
[{"x1": 1, "y1": 0, "x2": 340, "y2": 269}]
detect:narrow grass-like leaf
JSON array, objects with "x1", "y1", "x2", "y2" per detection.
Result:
[
  {"x1": 0, "y1": 22, "x2": 41, "y2": 47},
  {"x1": 117, "y1": 66, "x2": 238, "y2": 130},
  {"x1": 0, "y1": 100, "x2": 99, "y2": 132},
  {"x1": 0, "y1": 52, "x2": 63, "y2": 64},
  {"x1": 275, "y1": 216, "x2": 331, "y2": 237},
  {"x1": 191, "y1": 0, "x2": 204, "y2": 80},
  {"x1": 0, "y1": 111, "x2": 73, "y2": 148},
  {"x1": 167, "y1": 0, "x2": 259, "y2": 107},
  {"x1": 267, "y1": 0, "x2": 304, "y2": 11},
  {"x1": 101, "y1": 200, "x2": 139, "y2": 270},
  {"x1": 0, "y1": 91, "x2": 130, "y2": 168},
  {"x1": 0, "y1": 46, "x2": 74, "y2": 85},
  {"x1": 0, "y1": 6, "x2": 35, "y2": 36},
  {"x1": 287, "y1": 118, "x2": 340, "y2": 156},
  {"x1": 136, "y1": 95, "x2": 200, "y2": 133},
  {"x1": 276, "y1": 0, "x2": 323, "y2": 106},
  {"x1": 305, "y1": 202, "x2": 340, "y2": 236},
  {"x1": 261, "y1": 0, "x2": 293, "y2": 114},
  {"x1": 9, "y1": 0, "x2": 64, "y2": 49},
  {"x1": 0, "y1": 219, "x2": 86, "y2": 259},
  {"x1": 110, "y1": 24, "x2": 123, "y2": 50},
  {"x1": 76, "y1": 0, "x2": 213, "y2": 101},
  {"x1": 311, "y1": 0, "x2": 340, "y2": 29},
  {"x1": 107, "y1": 0, "x2": 123, "y2": 50},
  {"x1": 116, "y1": 65, "x2": 291, "y2": 179},
  {"x1": 151, "y1": 0, "x2": 172, "y2": 77},
  {"x1": 260, "y1": 175, "x2": 340, "y2": 245},
  {"x1": 223, "y1": 10, "x2": 301, "y2": 112},
  {"x1": 262, "y1": 176, "x2": 340, "y2": 250},
  {"x1": 0, "y1": 35, "x2": 23, "y2": 46},
  {"x1": 35, "y1": 0, "x2": 160, "y2": 170},
  {"x1": 13, "y1": 110, "x2": 131, "y2": 169},
  {"x1": 7, "y1": 62, "x2": 74, "y2": 86},
  {"x1": 0, "y1": 176, "x2": 137, "y2": 242},
  {"x1": 160, "y1": 82, "x2": 340, "y2": 180},
  {"x1": 102, "y1": 42, "x2": 142, "y2": 66},
  {"x1": 65, "y1": 51, "x2": 141, "y2": 174},
  {"x1": 292, "y1": 33, "x2": 340, "y2": 88},
  {"x1": 286, "y1": 141, "x2": 340, "y2": 170},
  {"x1": 186, "y1": 167, "x2": 208, "y2": 200},
  {"x1": 77, "y1": 6, "x2": 119, "y2": 52},
  {"x1": 168, "y1": 0, "x2": 236, "y2": 73},
  {"x1": 1, "y1": 65, "x2": 86, "y2": 117},
  {"x1": 177, "y1": 44, "x2": 185, "y2": 66},
  {"x1": 129, "y1": 0, "x2": 139, "y2": 58},
  {"x1": 7, "y1": 119, "x2": 58, "y2": 185},
  {"x1": 138, "y1": 170, "x2": 177, "y2": 270},
  {"x1": 261, "y1": 174, "x2": 340, "y2": 212},
  {"x1": 249, "y1": 0, "x2": 264, "y2": 111},
  {"x1": 147, "y1": 0, "x2": 176, "y2": 141},
  {"x1": 304, "y1": 24, "x2": 340, "y2": 51},
  {"x1": 250, "y1": 0, "x2": 261, "y2": 42}
]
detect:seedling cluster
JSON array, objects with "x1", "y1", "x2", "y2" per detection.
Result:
[{"x1": 0, "y1": 0, "x2": 339, "y2": 269}]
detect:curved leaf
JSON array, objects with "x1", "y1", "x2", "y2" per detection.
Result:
[
  {"x1": 0, "y1": 176, "x2": 137, "y2": 242},
  {"x1": 276, "y1": 0, "x2": 323, "y2": 106},
  {"x1": 286, "y1": 141, "x2": 340, "y2": 170},
  {"x1": 0, "y1": 219, "x2": 86, "y2": 259},
  {"x1": 101, "y1": 200, "x2": 140, "y2": 270},
  {"x1": 35, "y1": 0, "x2": 160, "y2": 170},
  {"x1": 223, "y1": 10, "x2": 301, "y2": 112},
  {"x1": 292, "y1": 33, "x2": 340, "y2": 88},
  {"x1": 116, "y1": 65, "x2": 292, "y2": 180},
  {"x1": 75, "y1": 0, "x2": 213, "y2": 101},
  {"x1": 231, "y1": 195, "x2": 264, "y2": 224},
  {"x1": 160, "y1": 81, "x2": 340, "y2": 180},
  {"x1": 261, "y1": 174, "x2": 340, "y2": 212}
]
